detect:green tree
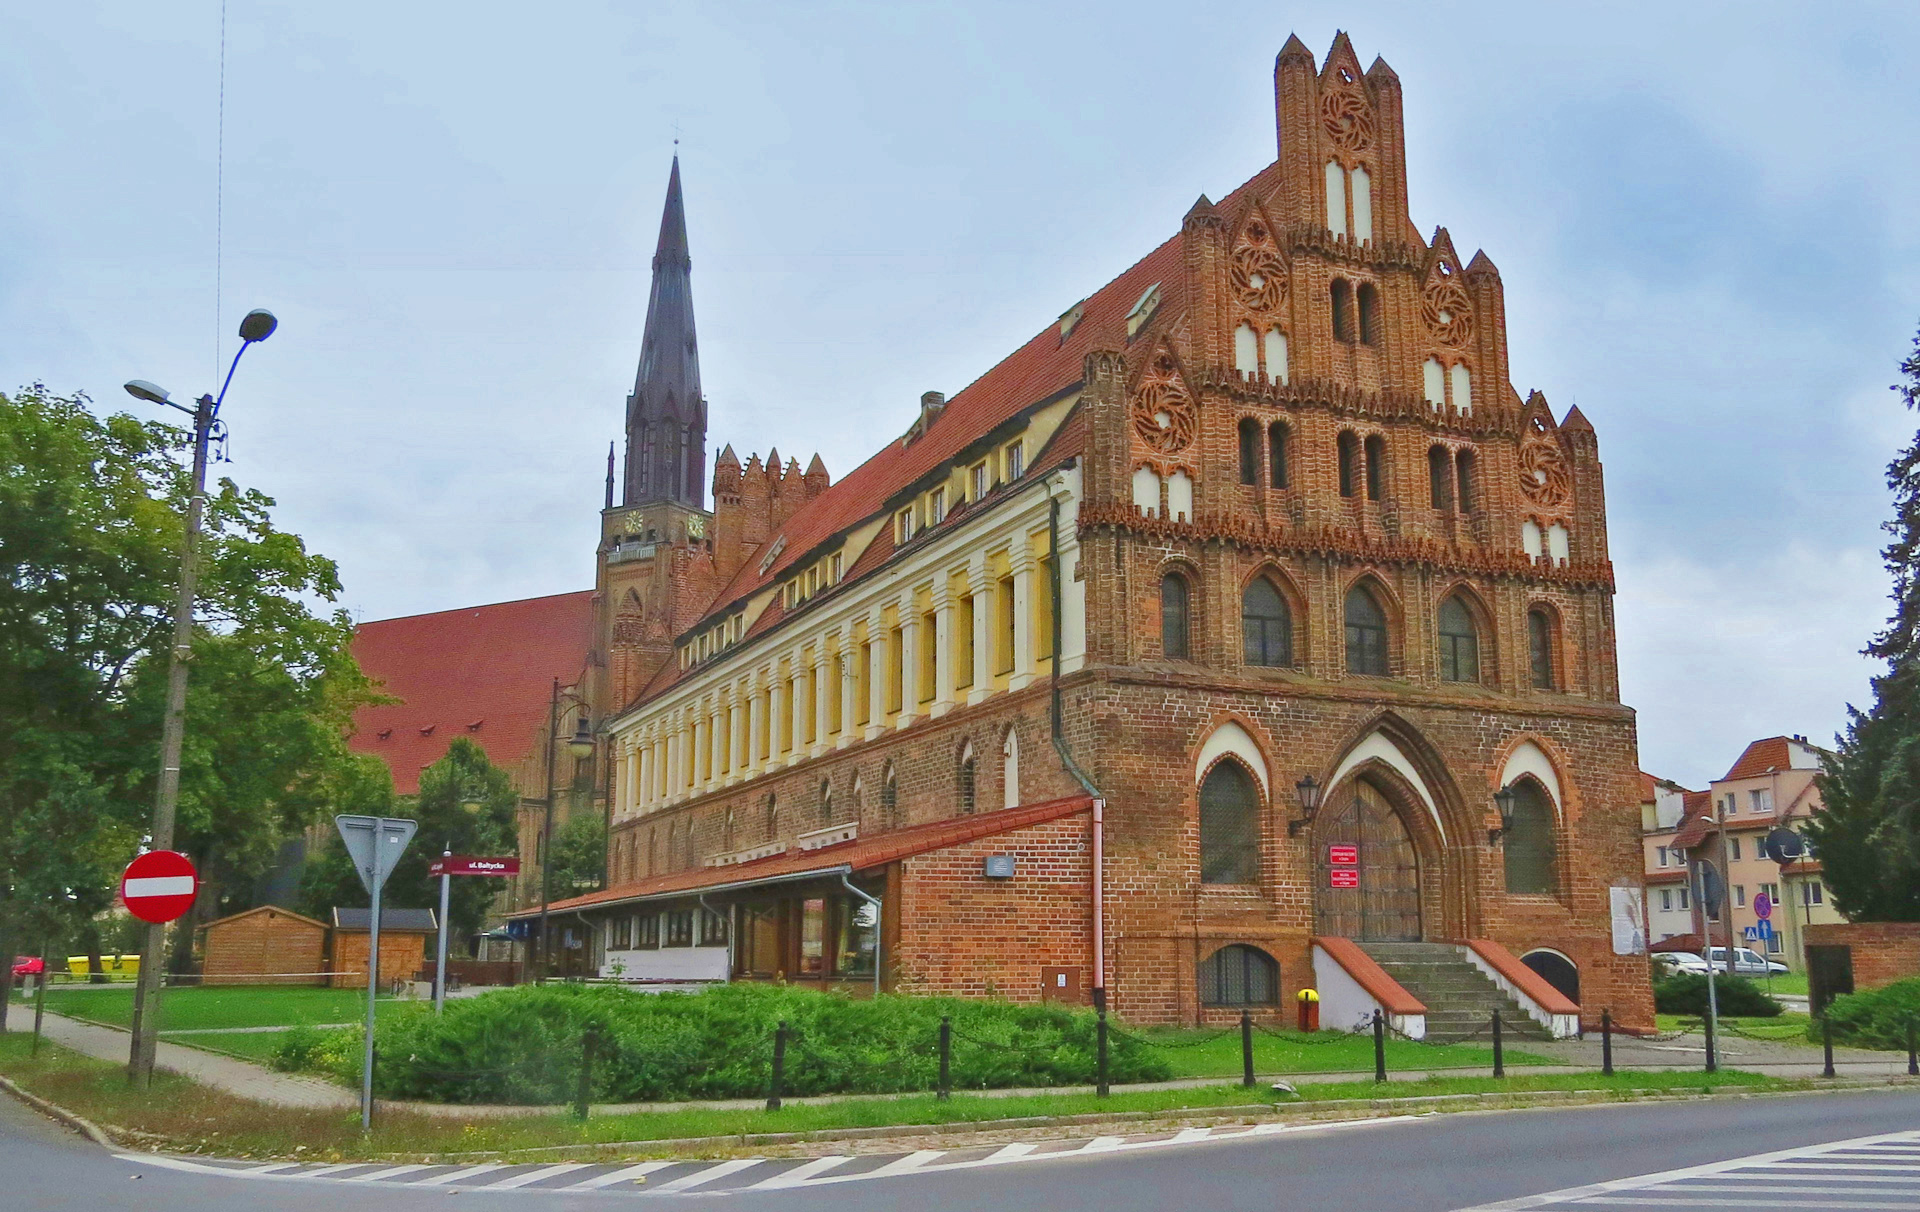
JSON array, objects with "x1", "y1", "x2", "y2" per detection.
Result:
[
  {"x1": 544, "y1": 809, "x2": 608, "y2": 900},
  {"x1": 1811, "y1": 324, "x2": 1920, "y2": 920},
  {"x1": 299, "y1": 738, "x2": 518, "y2": 941},
  {"x1": 0, "y1": 385, "x2": 378, "y2": 964}
]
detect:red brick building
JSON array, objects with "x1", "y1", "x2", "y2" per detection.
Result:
[{"x1": 489, "y1": 33, "x2": 1652, "y2": 1031}]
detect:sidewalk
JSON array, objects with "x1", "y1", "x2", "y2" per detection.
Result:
[{"x1": 12, "y1": 1011, "x2": 1911, "y2": 1121}]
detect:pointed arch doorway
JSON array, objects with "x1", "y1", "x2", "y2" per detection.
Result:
[{"x1": 1313, "y1": 778, "x2": 1422, "y2": 941}]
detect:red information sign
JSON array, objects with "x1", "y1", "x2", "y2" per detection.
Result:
[
  {"x1": 1328, "y1": 868, "x2": 1360, "y2": 889},
  {"x1": 428, "y1": 855, "x2": 521, "y2": 878},
  {"x1": 1327, "y1": 844, "x2": 1359, "y2": 866},
  {"x1": 121, "y1": 850, "x2": 199, "y2": 923}
]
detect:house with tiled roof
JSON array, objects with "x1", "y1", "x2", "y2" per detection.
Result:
[{"x1": 487, "y1": 32, "x2": 1666, "y2": 1033}]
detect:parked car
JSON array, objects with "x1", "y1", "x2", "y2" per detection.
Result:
[
  {"x1": 1654, "y1": 951, "x2": 1711, "y2": 975},
  {"x1": 11, "y1": 955, "x2": 44, "y2": 981},
  {"x1": 1705, "y1": 946, "x2": 1789, "y2": 977}
]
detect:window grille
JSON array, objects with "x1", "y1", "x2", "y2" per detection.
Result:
[
  {"x1": 1161, "y1": 573, "x2": 1191, "y2": 660},
  {"x1": 1438, "y1": 595, "x2": 1480, "y2": 683},
  {"x1": 1344, "y1": 585, "x2": 1389, "y2": 676},
  {"x1": 1199, "y1": 760, "x2": 1261, "y2": 884},
  {"x1": 1502, "y1": 779, "x2": 1558, "y2": 895},
  {"x1": 1241, "y1": 579, "x2": 1292, "y2": 668},
  {"x1": 1199, "y1": 944, "x2": 1279, "y2": 1006},
  {"x1": 1527, "y1": 608, "x2": 1555, "y2": 689}
]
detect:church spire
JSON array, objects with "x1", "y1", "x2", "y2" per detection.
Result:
[{"x1": 623, "y1": 154, "x2": 706, "y2": 509}]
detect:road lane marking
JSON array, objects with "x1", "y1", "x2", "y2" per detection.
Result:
[
  {"x1": 348, "y1": 1163, "x2": 431, "y2": 1182},
  {"x1": 646, "y1": 1158, "x2": 764, "y2": 1192},
  {"x1": 561, "y1": 1161, "x2": 678, "y2": 1190},
  {"x1": 486, "y1": 1163, "x2": 591, "y2": 1189},
  {"x1": 746, "y1": 1156, "x2": 853, "y2": 1188},
  {"x1": 415, "y1": 1162, "x2": 508, "y2": 1186}
]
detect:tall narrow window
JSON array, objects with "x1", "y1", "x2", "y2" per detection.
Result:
[
  {"x1": 1238, "y1": 417, "x2": 1260, "y2": 485},
  {"x1": 1364, "y1": 434, "x2": 1386, "y2": 501},
  {"x1": 765, "y1": 795, "x2": 778, "y2": 842},
  {"x1": 1423, "y1": 357, "x2": 1446, "y2": 408},
  {"x1": 1450, "y1": 362, "x2": 1473, "y2": 414},
  {"x1": 1357, "y1": 283, "x2": 1380, "y2": 345},
  {"x1": 819, "y1": 779, "x2": 833, "y2": 827},
  {"x1": 882, "y1": 763, "x2": 899, "y2": 829},
  {"x1": 1241, "y1": 578, "x2": 1293, "y2": 668},
  {"x1": 1161, "y1": 573, "x2": 1191, "y2": 660},
  {"x1": 1324, "y1": 159, "x2": 1348, "y2": 237},
  {"x1": 1234, "y1": 323, "x2": 1259, "y2": 376},
  {"x1": 1200, "y1": 760, "x2": 1261, "y2": 884},
  {"x1": 918, "y1": 610, "x2": 937, "y2": 703},
  {"x1": 1350, "y1": 165, "x2": 1373, "y2": 243},
  {"x1": 1438, "y1": 595, "x2": 1480, "y2": 683},
  {"x1": 1002, "y1": 728, "x2": 1020, "y2": 809},
  {"x1": 957, "y1": 595, "x2": 975, "y2": 689},
  {"x1": 1338, "y1": 431, "x2": 1360, "y2": 498},
  {"x1": 958, "y1": 743, "x2": 976, "y2": 815},
  {"x1": 1345, "y1": 584, "x2": 1389, "y2": 676},
  {"x1": 1527, "y1": 608, "x2": 1556, "y2": 689},
  {"x1": 1263, "y1": 329, "x2": 1289, "y2": 383},
  {"x1": 1268, "y1": 422, "x2": 1289, "y2": 489},
  {"x1": 1428, "y1": 445, "x2": 1453, "y2": 510},
  {"x1": 1503, "y1": 779, "x2": 1558, "y2": 895},
  {"x1": 1455, "y1": 449, "x2": 1476, "y2": 513},
  {"x1": 996, "y1": 574, "x2": 1015, "y2": 673},
  {"x1": 1330, "y1": 279, "x2": 1354, "y2": 343}
]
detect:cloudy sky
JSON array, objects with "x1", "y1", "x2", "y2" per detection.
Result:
[{"x1": 5, "y1": 2, "x2": 1916, "y2": 788}]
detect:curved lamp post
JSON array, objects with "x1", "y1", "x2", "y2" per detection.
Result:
[
  {"x1": 531, "y1": 687, "x2": 597, "y2": 983},
  {"x1": 122, "y1": 309, "x2": 277, "y2": 1088},
  {"x1": 1287, "y1": 773, "x2": 1324, "y2": 838},
  {"x1": 1488, "y1": 784, "x2": 1518, "y2": 847}
]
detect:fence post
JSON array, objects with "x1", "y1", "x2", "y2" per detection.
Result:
[
  {"x1": 1372, "y1": 1010, "x2": 1387, "y2": 1083},
  {"x1": 1601, "y1": 1009, "x2": 1614, "y2": 1077},
  {"x1": 1096, "y1": 1009, "x2": 1110, "y2": 1098},
  {"x1": 937, "y1": 1016, "x2": 952, "y2": 1102},
  {"x1": 768, "y1": 1020, "x2": 788, "y2": 1111},
  {"x1": 1822, "y1": 1016, "x2": 1835, "y2": 1079},
  {"x1": 1908, "y1": 1019, "x2": 1917, "y2": 1078},
  {"x1": 1491, "y1": 1009, "x2": 1504, "y2": 1079},
  {"x1": 1241, "y1": 1010, "x2": 1255, "y2": 1088},
  {"x1": 1702, "y1": 1010, "x2": 1717, "y2": 1075},
  {"x1": 574, "y1": 1027, "x2": 595, "y2": 1120}
]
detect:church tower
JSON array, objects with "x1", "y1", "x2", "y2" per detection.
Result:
[{"x1": 594, "y1": 156, "x2": 720, "y2": 718}]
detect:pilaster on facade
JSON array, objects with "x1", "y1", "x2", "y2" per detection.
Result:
[
  {"x1": 811, "y1": 642, "x2": 833, "y2": 758},
  {"x1": 837, "y1": 630, "x2": 858, "y2": 749},
  {"x1": 1009, "y1": 543, "x2": 1036, "y2": 691},
  {"x1": 1048, "y1": 467, "x2": 1088, "y2": 675},
  {"x1": 727, "y1": 683, "x2": 747, "y2": 785},
  {"x1": 788, "y1": 650, "x2": 808, "y2": 765},
  {"x1": 931, "y1": 581, "x2": 956, "y2": 717},
  {"x1": 966, "y1": 553, "x2": 992, "y2": 706},
  {"x1": 865, "y1": 607, "x2": 888, "y2": 741},
  {"x1": 896, "y1": 589, "x2": 921, "y2": 729}
]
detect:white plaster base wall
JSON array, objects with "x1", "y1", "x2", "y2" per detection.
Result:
[
  {"x1": 1462, "y1": 947, "x2": 1579, "y2": 1038},
  {"x1": 601, "y1": 946, "x2": 729, "y2": 982},
  {"x1": 1311, "y1": 943, "x2": 1425, "y2": 1040}
]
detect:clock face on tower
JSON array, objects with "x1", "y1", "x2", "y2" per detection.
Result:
[
  {"x1": 685, "y1": 515, "x2": 707, "y2": 539},
  {"x1": 621, "y1": 513, "x2": 647, "y2": 536}
]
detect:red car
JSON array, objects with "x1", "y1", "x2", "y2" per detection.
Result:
[{"x1": 10, "y1": 956, "x2": 44, "y2": 978}]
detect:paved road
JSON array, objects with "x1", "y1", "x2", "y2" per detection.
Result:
[{"x1": 8, "y1": 1086, "x2": 1920, "y2": 1211}]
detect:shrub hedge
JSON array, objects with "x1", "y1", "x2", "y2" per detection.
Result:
[
  {"x1": 1819, "y1": 978, "x2": 1920, "y2": 1050},
  {"x1": 1652, "y1": 972, "x2": 1782, "y2": 1018},
  {"x1": 274, "y1": 983, "x2": 1173, "y2": 1104}
]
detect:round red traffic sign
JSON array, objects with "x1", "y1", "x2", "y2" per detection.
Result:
[{"x1": 121, "y1": 850, "x2": 198, "y2": 923}]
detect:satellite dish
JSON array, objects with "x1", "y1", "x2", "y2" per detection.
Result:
[{"x1": 1762, "y1": 827, "x2": 1806, "y2": 865}]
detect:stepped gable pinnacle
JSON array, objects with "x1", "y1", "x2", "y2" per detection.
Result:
[
  {"x1": 716, "y1": 443, "x2": 740, "y2": 469},
  {"x1": 1365, "y1": 55, "x2": 1399, "y2": 84},
  {"x1": 805, "y1": 453, "x2": 828, "y2": 477},
  {"x1": 1465, "y1": 249, "x2": 1500, "y2": 279},
  {"x1": 1560, "y1": 405, "x2": 1594, "y2": 433},
  {"x1": 1278, "y1": 33, "x2": 1314, "y2": 65},
  {"x1": 623, "y1": 154, "x2": 707, "y2": 509}
]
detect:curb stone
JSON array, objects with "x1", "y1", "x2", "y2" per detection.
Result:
[{"x1": 0, "y1": 1073, "x2": 118, "y2": 1148}]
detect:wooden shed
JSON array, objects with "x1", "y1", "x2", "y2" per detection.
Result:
[
  {"x1": 329, "y1": 907, "x2": 436, "y2": 989},
  {"x1": 198, "y1": 906, "x2": 330, "y2": 986}
]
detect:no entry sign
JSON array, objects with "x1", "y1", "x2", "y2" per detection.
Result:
[
  {"x1": 429, "y1": 855, "x2": 520, "y2": 877},
  {"x1": 1329, "y1": 868, "x2": 1360, "y2": 889},
  {"x1": 121, "y1": 851, "x2": 198, "y2": 923}
]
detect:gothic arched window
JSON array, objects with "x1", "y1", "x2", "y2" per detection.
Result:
[
  {"x1": 958, "y1": 742, "x2": 976, "y2": 815},
  {"x1": 1268, "y1": 422, "x2": 1289, "y2": 489},
  {"x1": 1528, "y1": 608, "x2": 1557, "y2": 690},
  {"x1": 1456, "y1": 449, "x2": 1477, "y2": 513},
  {"x1": 1364, "y1": 434, "x2": 1386, "y2": 501},
  {"x1": 1199, "y1": 944, "x2": 1279, "y2": 1006},
  {"x1": 1429, "y1": 445, "x2": 1453, "y2": 510},
  {"x1": 882, "y1": 762, "x2": 899, "y2": 829},
  {"x1": 1238, "y1": 417, "x2": 1260, "y2": 485},
  {"x1": 1438, "y1": 595, "x2": 1481, "y2": 683},
  {"x1": 819, "y1": 779, "x2": 833, "y2": 827},
  {"x1": 1357, "y1": 282, "x2": 1380, "y2": 345},
  {"x1": 1161, "y1": 573, "x2": 1191, "y2": 660},
  {"x1": 1345, "y1": 584, "x2": 1389, "y2": 676},
  {"x1": 1241, "y1": 578, "x2": 1293, "y2": 668},
  {"x1": 1002, "y1": 728, "x2": 1020, "y2": 809},
  {"x1": 1330, "y1": 279, "x2": 1354, "y2": 343},
  {"x1": 1338, "y1": 432, "x2": 1360, "y2": 498},
  {"x1": 1200, "y1": 760, "x2": 1262, "y2": 885},
  {"x1": 1503, "y1": 779, "x2": 1559, "y2": 895}
]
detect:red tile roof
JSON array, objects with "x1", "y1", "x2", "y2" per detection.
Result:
[
  {"x1": 1722, "y1": 736, "x2": 1794, "y2": 782},
  {"x1": 348, "y1": 591, "x2": 595, "y2": 794},
  {"x1": 511, "y1": 792, "x2": 1094, "y2": 916},
  {"x1": 681, "y1": 164, "x2": 1283, "y2": 638}
]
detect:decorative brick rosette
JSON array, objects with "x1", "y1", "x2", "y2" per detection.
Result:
[
  {"x1": 1320, "y1": 85, "x2": 1374, "y2": 152},
  {"x1": 1132, "y1": 350, "x2": 1197, "y2": 455},
  {"x1": 1422, "y1": 271, "x2": 1474, "y2": 347},
  {"x1": 1518, "y1": 440, "x2": 1573, "y2": 510},
  {"x1": 1231, "y1": 217, "x2": 1289, "y2": 313}
]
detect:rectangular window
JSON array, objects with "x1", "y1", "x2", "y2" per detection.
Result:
[
  {"x1": 971, "y1": 461, "x2": 989, "y2": 501},
  {"x1": 918, "y1": 612, "x2": 937, "y2": 704},
  {"x1": 1034, "y1": 555, "x2": 1054, "y2": 661},
  {"x1": 834, "y1": 892, "x2": 879, "y2": 977},
  {"x1": 897, "y1": 508, "x2": 916, "y2": 544},
  {"x1": 995, "y1": 574, "x2": 1016, "y2": 674},
  {"x1": 1728, "y1": 837, "x2": 1741, "y2": 861},
  {"x1": 957, "y1": 595, "x2": 975, "y2": 688},
  {"x1": 1656, "y1": 846, "x2": 1669, "y2": 868},
  {"x1": 1805, "y1": 882, "x2": 1823, "y2": 906},
  {"x1": 664, "y1": 909, "x2": 694, "y2": 947},
  {"x1": 1751, "y1": 788, "x2": 1773, "y2": 813},
  {"x1": 831, "y1": 552, "x2": 843, "y2": 582},
  {"x1": 699, "y1": 907, "x2": 729, "y2": 947},
  {"x1": 1734, "y1": 885, "x2": 1746, "y2": 907},
  {"x1": 1660, "y1": 889, "x2": 1672, "y2": 911},
  {"x1": 1767, "y1": 933, "x2": 1783, "y2": 954},
  {"x1": 610, "y1": 917, "x2": 632, "y2": 950},
  {"x1": 1762, "y1": 882, "x2": 1780, "y2": 901},
  {"x1": 636, "y1": 913, "x2": 659, "y2": 949},
  {"x1": 887, "y1": 626, "x2": 904, "y2": 713},
  {"x1": 800, "y1": 898, "x2": 827, "y2": 976},
  {"x1": 1005, "y1": 441, "x2": 1024, "y2": 481},
  {"x1": 1679, "y1": 887, "x2": 1690, "y2": 910},
  {"x1": 929, "y1": 488, "x2": 946, "y2": 526}
]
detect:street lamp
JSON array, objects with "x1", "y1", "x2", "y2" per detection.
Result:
[
  {"x1": 121, "y1": 308, "x2": 277, "y2": 1089},
  {"x1": 1488, "y1": 784, "x2": 1518, "y2": 847},
  {"x1": 1287, "y1": 773, "x2": 1323, "y2": 838},
  {"x1": 532, "y1": 679, "x2": 595, "y2": 983}
]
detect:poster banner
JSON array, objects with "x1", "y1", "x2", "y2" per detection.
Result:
[{"x1": 1610, "y1": 885, "x2": 1647, "y2": 955}]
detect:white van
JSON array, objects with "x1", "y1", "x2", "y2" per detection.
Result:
[{"x1": 1704, "y1": 946, "x2": 1789, "y2": 977}]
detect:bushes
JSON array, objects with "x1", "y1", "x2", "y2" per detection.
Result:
[
  {"x1": 1652, "y1": 972, "x2": 1783, "y2": 1018},
  {"x1": 1820, "y1": 978, "x2": 1920, "y2": 1050},
  {"x1": 275, "y1": 983, "x2": 1172, "y2": 1105}
]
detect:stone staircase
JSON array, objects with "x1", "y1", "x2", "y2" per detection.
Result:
[{"x1": 1357, "y1": 941, "x2": 1555, "y2": 1043}]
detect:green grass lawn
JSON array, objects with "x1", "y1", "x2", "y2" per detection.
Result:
[
  {"x1": 1756, "y1": 972, "x2": 1809, "y2": 997},
  {"x1": 17, "y1": 984, "x2": 401, "y2": 1034},
  {"x1": 1655, "y1": 1012, "x2": 1813, "y2": 1042},
  {"x1": 1135, "y1": 1026, "x2": 1551, "y2": 1078},
  {"x1": 0, "y1": 1032, "x2": 1788, "y2": 1162}
]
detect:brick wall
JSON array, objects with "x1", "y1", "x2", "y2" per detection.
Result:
[{"x1": 1806, "y1": 922, "x2": 1920, "y2": 992}]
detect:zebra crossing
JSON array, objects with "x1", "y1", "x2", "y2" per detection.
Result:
[
  {"x1": 114, "y1": 1114, "x2": 1403, "y2": 1196},
  {"x1": 1456, "y1": 1128, "x2": 1920, "y2": 1210}
]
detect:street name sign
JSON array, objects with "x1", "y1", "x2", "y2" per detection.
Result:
[
  {"x1": 120, "y1": 851, "x2": 198, "y2": 924},
  {"x1": 428, "y1": 855, "x2": 520, "y2": 878}
]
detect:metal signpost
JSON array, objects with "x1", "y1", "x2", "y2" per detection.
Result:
[
  {"x1": 1693, "y1": 858, "x2": 1724, "y2": 1070},
  {"x1": 334, "y1": 815, "x2": 417, "y2": 1130},
  {"x1": 120, "y1": 851, "x2": 199, "y2": 1082},
  {"x1": 425, "y1": 855, "x2": 519, "y2": 1012}
]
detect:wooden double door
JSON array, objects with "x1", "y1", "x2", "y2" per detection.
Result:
[{"x1": 1313, "y1": 779, "x2": 1422, "y2": 942}]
